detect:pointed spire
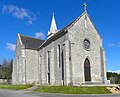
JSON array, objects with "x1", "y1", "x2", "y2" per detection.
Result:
[
  {"x1": 48, "y1": 13, "x2": 58, "y2": 38},
  {"x1": 83, "y1": 2, "x2": 87, "y2": 12},
  {"x1": 50, "y1": 13, "x2": 57, "y2": 31}
]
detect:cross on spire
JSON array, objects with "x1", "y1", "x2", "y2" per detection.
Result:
[{"x1": 83, "y1": 2, "x2": 87, "y2": 12}]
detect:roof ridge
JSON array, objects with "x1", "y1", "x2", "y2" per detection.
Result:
[
  {"x1": 38, "y1": 11, "x2": 87, "y2": 50},
  {"x1": 54, "y1": 11, "x2": 86, "y2": 34},
  {"x1": 67, "y1": 11, "x2": 87, "y2": 29},
  {"x1": 19, "y1": 34, "x2": 45, "y2": 41},
  {"x1": 49, "y1": 11, "x2": 86, "y2": 39},
  {"x1": 19, "y1": 34, "x2": 45, "y2": 50}
]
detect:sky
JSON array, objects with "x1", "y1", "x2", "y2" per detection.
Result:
[{"x1": 0, "y1": 0, "x2": 120, "y2": 73}]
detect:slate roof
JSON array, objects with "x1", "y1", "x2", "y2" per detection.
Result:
[{"x1": 20, "y1": 34, "x2": 45, "y2": 50}]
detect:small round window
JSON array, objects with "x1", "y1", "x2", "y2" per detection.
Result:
[{"x1": 83, "y1": 39, "x2": 90, "y2": 50}]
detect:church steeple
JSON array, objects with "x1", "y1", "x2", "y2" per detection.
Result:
[{"x1": 48, "y1": 13, "x2": 58, "y2": 39}]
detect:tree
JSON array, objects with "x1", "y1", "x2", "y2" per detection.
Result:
[
  {"x1": 0, "y1": 58, "x2": 13, "y2": 84},
  {"x1": 107, "y1": 72, "x2": 120, "y2": 84}
]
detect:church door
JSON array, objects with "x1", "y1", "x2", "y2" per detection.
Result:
[{"x1": 84, "y1": 58, "x2": 91, "y2": 81}]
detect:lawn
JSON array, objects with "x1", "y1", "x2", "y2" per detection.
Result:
[
  {"x1": 35, "y1": 86, "x2": 111, "y2": 94},
  {"x1": 0, "y1": 84, "x2": 32, "y2": 90}
]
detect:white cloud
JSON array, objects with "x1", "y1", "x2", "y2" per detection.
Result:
[
  {"x1": 2, "y1": 5, "x2": 36, "y2": 24},
  {"x1": 108, "y1": 42, "x2": 120, "y2": 47},
  {"x1": 34, "y1": 32, "x2": 46, "y2": 40},
  {"x1": 6, "y1": 43, "x2": 16, "y2": 51},
  {"x1": 108, "y1": 70, "x2": 120, "y2": 74}
]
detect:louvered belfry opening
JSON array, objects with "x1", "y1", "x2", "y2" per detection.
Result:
[{"x1": 84, "y1": 58, "x2": 91, "y2": 81}]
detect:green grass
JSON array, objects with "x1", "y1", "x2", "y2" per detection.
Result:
[
  {"x1": 0, "y1": 84, "x2": 32, "y2": 90},
  {"x1": 35, "y1": 86, "x2": 111, "y2": 94}
]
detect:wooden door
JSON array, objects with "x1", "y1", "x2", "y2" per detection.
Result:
[{"x1": 84, "y1": 58, "x2": 91, "y2": 81}]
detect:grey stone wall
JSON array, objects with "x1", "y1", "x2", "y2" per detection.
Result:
[
  {"x1": 25, "y1": 49, "x2": 39, "y2": 84},
  {"x1": 12, "y1": 35, "x2": 39, "y2": 85},
  {"x1": 68, "y1": 12, "x2": 104, "y2": 85},
  {"x1": 39, "y1": 33, "x2": 69, "y2": 85},
  {"x1": 12, "y1": 35, "x2": 23, "y2": 84}
]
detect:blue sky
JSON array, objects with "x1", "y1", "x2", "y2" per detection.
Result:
[{"x1": 0, "y1": 0, "x2": 120, "y2": 73}]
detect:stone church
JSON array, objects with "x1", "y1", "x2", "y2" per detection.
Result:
[{"x1": 12, "y1": 3, "x2": 107, "y2": 85}]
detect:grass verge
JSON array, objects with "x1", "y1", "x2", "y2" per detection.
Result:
[
  {"x1": 0, "y1": 84, "x2": 32, "y2": 90},
  {"x1": 35, "y1": 86, "x2": 111, "y2": 94}
]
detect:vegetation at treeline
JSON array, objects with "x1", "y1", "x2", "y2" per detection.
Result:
[
  {"x1": 35, "y1": 86, "x2": 111, "y2": 94},
  {"x1": 0, "y1": 58, "x2": 13, "y2": 83},
  {"x1": 107, "y1": 72, "x2": 120, "y2": 84}
]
